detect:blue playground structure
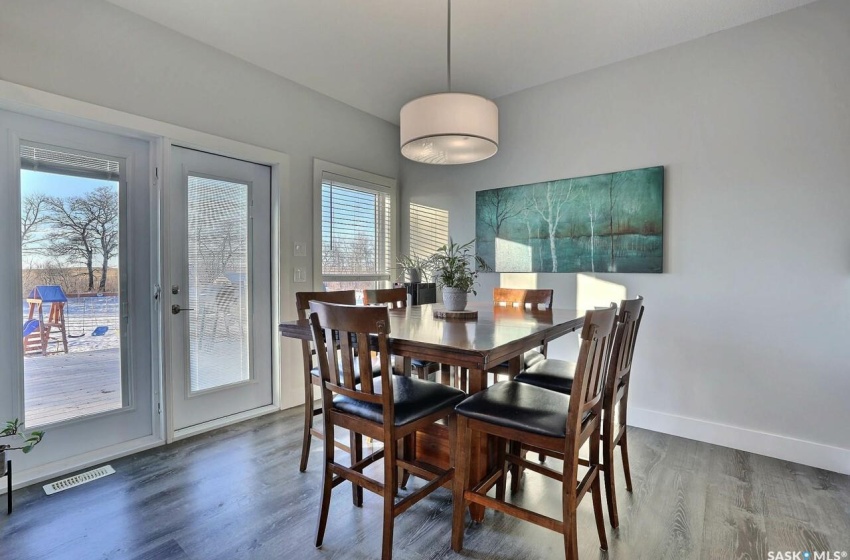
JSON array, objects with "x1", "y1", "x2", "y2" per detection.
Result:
[{"x1": 23, "y1": 285, "x2": 69, "y2": 356}]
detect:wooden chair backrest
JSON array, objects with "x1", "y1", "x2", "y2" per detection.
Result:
[
  {"x1": 295, "y1": 291, "x2": 357, "y2": 379},
  {"x1": 309, "y1": 301, "x2": 394, "y2": 420},
  {"x1": 564, "y1": 305, "x2": 616, "y2": 457},
  {"x1": 603, "y1": 296, "x2": 644, "y2": 435},
  {"x1": 362, "y1": 287, "x2": 408, "y2": 309},
  {"x1": 606, "y1": 296, "x2": 644, "y2": 392},
  {"x1": 493, "y1": 288, "x2": 554, "y2": 310},
  {"x1": 295, "y1": 290, "x2": 356, "y2": 320}
]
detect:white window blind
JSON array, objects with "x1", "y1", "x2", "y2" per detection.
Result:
[
  {"x1": 20, "y1": 143, "x2": 120, "y2": 181},
  {"x1": 321, "y1": 176, "x2": 392, "y2": 284},
  {"x1": 409, "y1": 203, "x2": 449, "y2": 258}
]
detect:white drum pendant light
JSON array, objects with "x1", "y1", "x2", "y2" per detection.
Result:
[{"x1": 400, "y1": 0, "x2": 499, "y2": 165}]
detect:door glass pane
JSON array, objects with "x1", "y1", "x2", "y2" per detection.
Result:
[
  {"x1": 187, "y1": 176, "x2": 250, "y2": 392},
  {"x1": 20, "y1": 143, "x2": 124, "y2": 427}
]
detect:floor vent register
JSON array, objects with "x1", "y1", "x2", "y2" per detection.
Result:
[{"x1": 43, "y1": 465, "x2": 115, "y2": 495}]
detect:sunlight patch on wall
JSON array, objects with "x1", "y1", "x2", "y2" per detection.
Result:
[
  {"x1": 499, "y1": 273, "x2": 539, "y2": 289},
  {"x1": 495, "y1": 238, "x2": 532, "y2": 272},
  {"x1": 576, "y1": 273, "x2": 626, "y2": 310}
]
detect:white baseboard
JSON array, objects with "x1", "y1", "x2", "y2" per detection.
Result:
[
  {"x1": 629, "y1": 407, "x2": 850, "y2": 475},
  {"x1": 0, "y1": 435, "x2": 164, "y2": 493},
  {"x1": 171, "y1": 404, "x2": 280, "y2": 442}
]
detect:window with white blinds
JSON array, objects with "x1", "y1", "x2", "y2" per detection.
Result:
[
  {"x1": 409, "y1": 203, "x2": 449, "y2": 258},
  {"x1": 313, "y1": 160, "x2": 396, "y2": 291}
]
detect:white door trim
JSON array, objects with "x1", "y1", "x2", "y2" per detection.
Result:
[{"x1": 0, "y1": 79, "x2": 289, "y2": 454}]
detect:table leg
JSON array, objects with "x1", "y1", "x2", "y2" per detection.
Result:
[{"x1": 467, "y1": 368, "x2": 486, "y2": 522}]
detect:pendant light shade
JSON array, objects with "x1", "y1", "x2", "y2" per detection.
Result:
[
  {"x1": 399, "y1": 0, "x2": 499, "y2": 165},
  {"x1": 400, "y1": 93, "x2": 499, "y2": 165}
]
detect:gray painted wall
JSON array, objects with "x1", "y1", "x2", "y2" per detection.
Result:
[
  {"x1": 401, "y1": 0, "x2": 850, "y2": 470},
  {"x1": 0, "y1": 0, "x2": 400, "y2": 411}
]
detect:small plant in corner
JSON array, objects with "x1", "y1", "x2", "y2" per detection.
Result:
[{"x1": 395, "y1": 252, "x2": 431, "y2": 283}]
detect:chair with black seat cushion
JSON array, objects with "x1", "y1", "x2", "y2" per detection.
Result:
[
  {"x1": 296, "y1": 290, "x2": 359, "y2": 473},
  {"x1": 514, "y1": 296, "x2": 645, "y2": 528},
  {"x1": 310, "y1": 301, "x2": 466, "y2": 560},
  {"x1": 363, "y1": 287, "x2": 441, "y2": 381},
  {"x1": 451, "y1": 305, "x2": 616, "y2": 559},
  {"x1": 490, "y1": 287, "x2": 554, "y2": 376}
]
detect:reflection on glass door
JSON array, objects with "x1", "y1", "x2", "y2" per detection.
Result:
[
  {"x1": 187, "y1": 176, "x2": 250, "y2": 392},
  {"x1": 19, "y1": 143, "x2": 127, "y2": 427}
]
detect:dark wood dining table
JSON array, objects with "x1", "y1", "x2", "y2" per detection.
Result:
[{"x1": 278, "y1": 302, "x2": 585, "y2": 521}]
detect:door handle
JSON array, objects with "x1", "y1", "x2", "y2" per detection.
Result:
[{"x1": 171, "y1": 304, "x2": 194, "y2": 315}]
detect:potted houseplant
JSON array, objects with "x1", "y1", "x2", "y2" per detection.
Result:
[
  {"x1": 1, "y1": 419, "x2": 44, "y2": 474},
  {"x1": 427, "y1": 238, "x2": 490, "y2": 312},
  {"x1": 396, "y1": 253, "x2": 430, "y2": 283}
]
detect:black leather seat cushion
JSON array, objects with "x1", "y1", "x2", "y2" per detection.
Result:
[
  {"x1": 492, "y1": 349, "x2": 546, "y2": 371},
  {"x1": 333, "y1": 376, "x2": 466, "y2": 427},
  {"x1": 455, "y1": 381, "x2": 573, "y2": 439},
  {"x1": 514, "y1": 359, "x2": 576, "y2": 394}
]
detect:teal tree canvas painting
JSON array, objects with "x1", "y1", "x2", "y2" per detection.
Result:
[{"x1": 475, "y1": 166, "x2": 663, "y2": 273}]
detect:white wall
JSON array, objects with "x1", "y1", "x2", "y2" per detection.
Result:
[
  {"x1": 0, "y1": 0, "x2": 401, "y2": 411},
  {"x1": 401, "y1": 0, "x2": 850, "y2": 473}
]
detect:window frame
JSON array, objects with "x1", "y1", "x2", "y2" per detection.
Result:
[{"x1": 312, "y1": 159, "x2": 397, "y2": 291}]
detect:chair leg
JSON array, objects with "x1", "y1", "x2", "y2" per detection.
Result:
[
  {"x1": 591, "y1": 469, "x2": 608, "y2": 551},
  {"x1": 495, "y1": 437, "x2": 507, "y2": 501},
  {"x1": 382, "y1": 437, "x2": 398, "y2": 560},
  {"x1": 563, "y1": 503, "x2": 579, "y2": 560},
  {"x1": 620, "y1": 430, "x2": 634, "y2": 493},
  {"x1": 509, "y1": 441, "x2": 522, "y2": 494},
  {"x1": 400, "y1": 434, "x2": 414, "y2": 489},
  {"x1": 351, "y1": 431, "x2": 363, "y2": 507},
  {"x1": 440, "y1": 364, "x2": 451, "y2": 385},
  {"x1": 451, "y1": 415, "x2": 471, "y2": 552},
  {"x1": 602, "y1": 433, "x2": 619, "y2": 528},
  {"x1": 300, "y1": 398, "x2": 315, "y2": 472},
  {"x1": 314, "y1": 417, "x2": 335, "y2": 547}
]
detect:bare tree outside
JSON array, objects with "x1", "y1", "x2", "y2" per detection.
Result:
[
  {"x1": 45, "y1": 195, "x2": 98, "y2": 291},
  {"x1": 21, "y1": 193, "x2": 50, "y2": 254},
  {"x1": 87, "y1": 186, "x2": 119, "y2": 291}
]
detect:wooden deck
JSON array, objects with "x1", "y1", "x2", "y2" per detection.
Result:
[{"x1": 24, "y1": 349, "x2": 122, "y2": 427}]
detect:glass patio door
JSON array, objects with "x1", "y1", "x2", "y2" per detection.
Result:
[
  {"x1": 166, "y1": 146, "x2": 273, "y2": 432},
  {"x1": 0, "y1": 109, "x2": 155, "y2": 473}
]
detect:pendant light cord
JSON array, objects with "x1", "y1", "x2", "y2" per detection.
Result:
[{"x1": 447, "y1": 0, "x2": 452, "y2": 92}]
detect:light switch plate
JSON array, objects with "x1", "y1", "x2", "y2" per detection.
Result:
[
  {"x1": 294, "y1": 268, "x2": 307, "y2": 283},
  {"x1": 293, "y1": 241, "x2": 306, "y2": 257}
]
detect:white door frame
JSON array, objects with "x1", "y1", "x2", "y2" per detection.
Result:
[{"x1": 0, "y1": 80, "x2": 290, "y2": 482}]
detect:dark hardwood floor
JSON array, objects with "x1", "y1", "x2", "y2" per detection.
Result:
[{"x1": 1, "y1": 407, "x2": 848, "y2": 560}]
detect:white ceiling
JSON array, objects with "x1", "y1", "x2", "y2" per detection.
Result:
[{"x1": 105, "y1": 0, "x2": 817, "y2": 124}]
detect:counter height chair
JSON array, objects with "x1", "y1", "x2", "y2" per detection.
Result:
[
  {"x1": 363, "y1": 287, "x2": 441, "y2": 381},
  {"x1": 451, "y1": 305, "x2": 617, "y2": 559},
  {"x1": 514, "y1": 296, "x2": 644, "y2": 527},
  {"x1": 491, "y1": 288, "x2": 554, "y2": 376},
  {"x1": 310, "y1": 301, "x2": 466, "y2": 560},
  {"x1": 296, "y1": 290, "x2": 366, "y2": 473}
]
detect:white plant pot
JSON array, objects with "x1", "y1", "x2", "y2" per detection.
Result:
[
  {"x1": 406, "y1": 268, "x2": 422, "y2": 283},
  {"x1": 442, "y1": 287, "x2": 468, "y2": 312}
]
